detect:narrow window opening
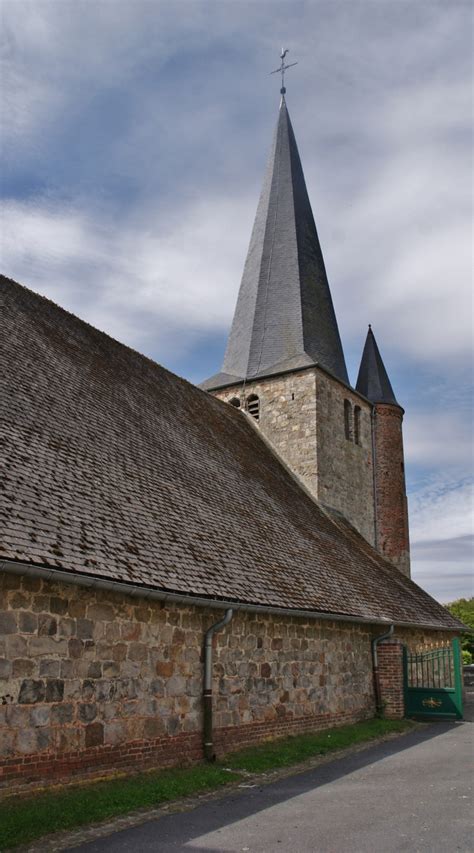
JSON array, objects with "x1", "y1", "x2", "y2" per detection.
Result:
[
  {"x1": 354, "y1": 406, "x2": 361, "y2": 445},
  {"x1": 247, "y1": 394, "x2": 260, "y2": 421},
  {"x1": 344, "y1": 399, "x2": 352, "y2": 441},
  {"x1": 229, "y1": 397, "x2": 240, "y2": 408},
  {"x1": 291, "y1": 393, "x2": 295, "y2": 401}
]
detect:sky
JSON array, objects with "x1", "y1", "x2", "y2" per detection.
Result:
[{"x1": 1, "y1": 0, "x2": 472, "y2": 603}]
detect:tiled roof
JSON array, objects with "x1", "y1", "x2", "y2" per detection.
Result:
[
  {"x1": 0, "y1": 275, "x2": 460, "y2": 630},
  {"x1": 201, "y1": 97, "x2": 349, "y2": 390}
]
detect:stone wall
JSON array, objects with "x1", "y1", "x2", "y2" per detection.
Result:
[
  {"x1": 214, "y1": 370, "x2": 319, "y2": 496},
  {"x1": 374, "y1": 405, "x2": 410, "y2": 576},
  {"x1": 314, "y1": 370, "x2": 375, "y2": 545},
  {"x1": 0, "y1": 570, "x2": 456, "y2": 793},
  {"x1": 1, "y1": 570, "x2": 376, "y2": 793},
  {"x1": 393, "y1": 626, "x2": 455, "y2": 651},
  {"x1": 213, "y1": 366, "x2": 375, "y2": 546}
]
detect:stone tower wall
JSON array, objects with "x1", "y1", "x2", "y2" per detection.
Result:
[
  {"x1": 213, "y1": 370, "x2": 319, "y2": 496},
  {"x1": 373, "y1": 404, "x2": 410, "y2": 576},
  {"x1": 314, "y1": 370, "x2": 375, "y2": 545},
  {"x1": 213, "y1": 367, "x2": 375, "y2": 546}
]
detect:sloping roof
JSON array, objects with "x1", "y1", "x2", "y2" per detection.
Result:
[
  {"x1": 0, "y1": 275, "x2": 460, "y2": 630},
  {"x1": 356, "y1": 326, "x2": 400, "y2": 406},
  {"x1": 201, "y1": 98, "x2": 349, "y2": 391}
]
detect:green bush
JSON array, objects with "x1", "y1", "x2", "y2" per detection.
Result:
[
  {"x1": 462, "y1": 649, "x2": 472, "y2": 665},
  {"x1": 445, "y1": 598, "x2": 474, "y2": 658}
]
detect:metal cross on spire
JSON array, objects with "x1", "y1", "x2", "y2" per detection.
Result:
[{"x1": 270, "y1": 48, "x2": 298, "y2": 95}]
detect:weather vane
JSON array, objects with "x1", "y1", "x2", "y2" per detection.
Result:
[{"x1": 270, "y1": 48, "x2": 298, "y2": 95}]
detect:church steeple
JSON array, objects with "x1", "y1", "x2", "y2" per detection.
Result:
[
  {"x1": 201, "y1": 97, "x2": 349, "y2": 390},
  {"x1": 356, "y1": 326, "x2": 399, "y2": 406}
]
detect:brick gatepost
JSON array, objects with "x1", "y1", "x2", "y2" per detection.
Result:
[
  {"x1": 377, "y1": 640, "x2": 405, "y2": 719},
  {"x1": 374, "y1": 404, "x2": 410, "y2": 577}
]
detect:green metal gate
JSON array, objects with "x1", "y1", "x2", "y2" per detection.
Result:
[{"x1": 403, "y1": 638, "x2": 463, "y2": 720}]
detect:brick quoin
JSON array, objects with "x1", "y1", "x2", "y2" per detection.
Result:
[
  {"x1": 374, "y1": 404, "x2": 410, "y2": 576},
  {"x1": 377, "y1": 641, "x2": 405, "y2": 719}
]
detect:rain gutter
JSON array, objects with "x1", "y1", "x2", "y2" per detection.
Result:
[{"x1": 0, "y1": 560, "x2": 461, "y2": 632}]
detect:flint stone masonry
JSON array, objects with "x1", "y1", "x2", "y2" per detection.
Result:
[
  {"x1": 214, "y1": 366, "x2": 375, "y2": 545},
  {"x1": 0, "y1": 572, "x2": 375, "y2": 792},
  {"x1": 0, "y1": 572, "x2": 455, "y2": 793}
]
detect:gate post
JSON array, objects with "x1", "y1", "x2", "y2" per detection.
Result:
[{"x1": 377, "y1": 640, "x2": 405, "y2": 718}]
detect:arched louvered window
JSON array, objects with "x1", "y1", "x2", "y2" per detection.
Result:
[
  {"x1": 344, "y1": 399, "x2": 352, "y2": 441},
  {"x1": 229, "y1": 397, "x2": 240, "y2": 408},
  {"x1": 354, "y1": 406, "x2": 361, "y2": 445},
  {"x1": 247, "y1": 394, "x2": 260, "y2": 421}
]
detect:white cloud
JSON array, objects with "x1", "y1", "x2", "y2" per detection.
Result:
[
  {"x1": 404, "y1": 411, "x2": 472, "y2": 468},
  {"x1": 409, "y1": 476, "x2": 472, "y2": 545},
  {"x1": 316, "y1": 75, "x2": 472, "y2": 364},
  {"x1": 408, "y1": 475, "x2": 473, "y2": 601},
  {"x1": 0, "y1": 194, "x2": 252, "y2": 359}
]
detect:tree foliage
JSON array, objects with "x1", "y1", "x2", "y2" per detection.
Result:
[{"x1": 445, "y1": 597, "x2": 474, "y2": 655}]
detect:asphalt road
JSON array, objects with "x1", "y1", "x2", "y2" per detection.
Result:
[{"x1": 73, "y1": 701, "x2": 473, "y2": 853}]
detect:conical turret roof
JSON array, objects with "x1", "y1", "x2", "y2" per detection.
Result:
[
  {"x1": 356, "y1": 326, "x2": 400, "y2": 406},
  {"x1": 201, "y1": 97, "x2": 349, "y2": 390}
]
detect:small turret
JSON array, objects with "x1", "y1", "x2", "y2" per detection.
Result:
[{"x1": 357, "y1": 327, "x2": 410, "y2": 576}]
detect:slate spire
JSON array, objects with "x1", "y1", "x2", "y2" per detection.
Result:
[
  {"x1": 356, "y1": 326, "x2": 400, "y2": 406},
  {"x1": 201, "y1": 97, "x2": 349, "y2": 390}
]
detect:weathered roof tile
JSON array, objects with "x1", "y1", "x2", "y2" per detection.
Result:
[{"x1": 0, "y1": 275, "x2": 460, "y2": 630}]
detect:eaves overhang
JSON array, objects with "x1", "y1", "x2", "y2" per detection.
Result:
[{"x1": 1, "y1": 559, "x2": 464, "y2": 633}]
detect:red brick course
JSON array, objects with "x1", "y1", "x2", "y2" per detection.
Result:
[
  {"x1": 374, "y1": 405, "x2": 410, "y2": 576},
  {"x1": 0, "y1": 707, "x2": 369, "y2": 796},
  {"x1": 377, "y1": 641, "x2": 405, "y2": 719}
]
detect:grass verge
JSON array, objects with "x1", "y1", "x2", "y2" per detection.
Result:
[
  {"x1": 0, "y1": 764, "x2": 239, "y2": 850},
  {"x1": 224, "y1": 717, "x2": 414, "y2": 773},
  {"x1": 0, "y1": 718, "x2": 414, "y2": 850}
]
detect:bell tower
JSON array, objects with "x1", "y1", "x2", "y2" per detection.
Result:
[{"x1": 201, "y1": 92, "x2": 378, "y2": 549}]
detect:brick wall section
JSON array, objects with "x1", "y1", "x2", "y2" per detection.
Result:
[
  {"x1": 375, "y1": 630, "x2": 457, "y2": 719},
  {"x1": 213, "y1": 366, "x2": 375, "y2": 546},
  {"x1": 374, "y1": 404, "x2": 410, "y2": 576},
  {"x1": 377, "y1": 641, "x2": 405, "y2": 719},
  {"x1": 0, "y1": 571, "x2": 376, "y2": 794}
]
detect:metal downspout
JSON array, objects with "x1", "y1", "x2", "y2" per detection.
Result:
[
  {"x1": 203, "y1": 609, "x2": 233, "y2": 761},
  {"x1": 371, "y1": 624, "x2": 394, "y2": 714}
]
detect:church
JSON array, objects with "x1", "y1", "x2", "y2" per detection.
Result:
[{"x1": 0, "y1": 88, "x2": 463, "y2": 793}]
